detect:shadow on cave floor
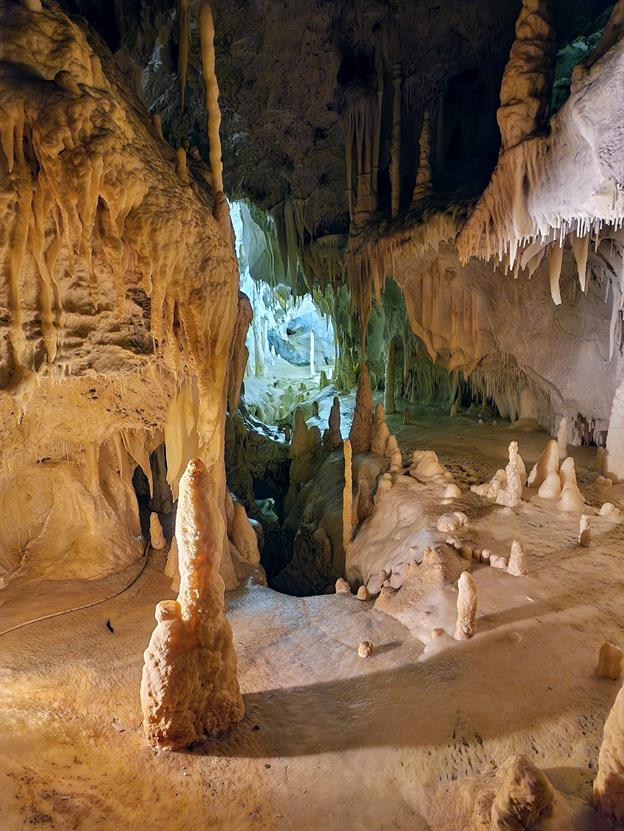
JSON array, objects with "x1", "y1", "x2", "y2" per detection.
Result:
[{"x1": 191, "y1": 601, "x2": 618, "y2": 760}]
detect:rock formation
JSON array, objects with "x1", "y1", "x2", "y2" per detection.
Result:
[
  {"x1": 596, "y1": 643, "x2": 623, "y2": 680},
  {"x1": 594, "y1": 680, "x2": 624, "y2": 822},
  {"x1": 149, "y1": 513, "x2": 167, "y2": 551},
  {"x1": 322, "y1": 396, "x2": 342, "y2": 451},
  {"x1": 349, "y1": 364, "x2": 374, "y2": 453},
  {"x1": 508, "y1": 539, "x2": 528, "y2": 576},
  {"x1": 495, "y1": 441, "x2": 525, "y2": 508},
  {"x1": 454, "y1": 571, "x2": 477, "y2": 641},
  {"x1": 579, "y1": 515, "x2": 592, "y2": 547},
  {"x1": 140, "y1": 459, "x2": 244, "y2": 749}
]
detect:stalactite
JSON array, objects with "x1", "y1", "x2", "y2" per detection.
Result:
[
  {"x1": 390, "y1": 63, "x2": 402, "y2": 220},
  {"x1": 176, "y1": 0, "x2": 190, "y2": 111},
  {"x1": 497, "y1": 0, "x2": 556, "y2": 151},
  {"x1": 384, "y1": 339, "x2": 396, "y2": 414},
  {"x1": 199, "y1": 2, "x2": 223, "y2": 194},
  {"x1": 410, "y1": 111, "x2": 432, "y2": 208}
]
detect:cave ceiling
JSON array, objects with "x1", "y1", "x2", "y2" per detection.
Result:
[{"x1": 63, "y1": 0, "x2": 613, "y2": 250}]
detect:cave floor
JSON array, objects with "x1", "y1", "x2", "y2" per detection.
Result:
[{"x1": 2, "y1": 410, "x2": 624, "y2": 830}]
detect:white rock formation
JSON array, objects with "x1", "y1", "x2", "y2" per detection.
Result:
[
  {"x1": 437, "y1": 511, "x2": 468, "y2": 533},
  {"x1": 454, "y1": 571, "x2": 477, "y2": 641},
  {"x1": 495, "y1": 441, "x2": 525, "y2": 508},
  {"x1": 579, "y1": 515, "x2": 592, "y2": 547},
  {"x1": 559, "y1": 457, "x2": 584, "y2": 513},
  {"x1": 140, "y1": 459, "x2": 244, "y2": 749},
  {"x1": 527, "y1": 438, "x2": 559, "y2": 489},
  {"x1": 507, "y1": 539, "x2": 528, "y2": 576},
  {"x1": 538, "y1": 470, "x2": 562, "y2": 499}
]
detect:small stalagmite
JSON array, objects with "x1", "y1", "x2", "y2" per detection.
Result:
[
  {"x1": 594, "y1": 679, "x2": 624, "y2": 822},
  {"x1": 596, "y1": 642, "x2": 623, "y2": 680},
  {"x1": 149, "y1": 512, "x2": 166, "y2": 550},
  {"x1": 140, "y1": 459, "x2": 244, "y2": 749},
  {"x1": 538, "y1": 470, "x2": 561, "y2": 499},
  {"x1": 579, "y1": 515, "x2": 592, "y2": 547},
  {"x1": 559, "y1": 456, "x2": 584, "y2": 513},
  {"x1": 335, "y1": 577, "x2": 351, "y2": 594},
  {"x1": 527, "y1": 438, "x2": 559, "y2": 489},
  {"x1": 371, "y1": 402, "x2": 390, "y2": 455},
  {"x1": 356, "y1": 585, "x2": 369, "y2": 601},
  {"x1": 454, "y1": 571, "x2": 477, "y2": 641},
  {"x1": 349, "y1": 363, "x2": 374, "y2": 453},
  {"x1": 385, "y1": 434, "x2": 402, "y2": 472},
  {"x1": 403, "y1": 407, "x2": 410, "y2": 425},
  {"x1": 323, "y1": 396, "x2": 342, "y2": 451},
  {"x1": 507, "y1": 539, "x2": 528, "y2": 576},
  {"x1": 496, "y1": 441, "x2": 525, "y2": 508},
  {"x1": 358, "y1": 640, "x2": 374, "y2": 658}
]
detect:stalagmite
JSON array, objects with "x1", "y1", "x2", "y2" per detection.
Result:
[
  {"x1": 538, "y1": 470, "x2": 561, "y2": 498},
  {"x1": 231, "y1": 502, "x2": 260, "y2": 567},
  {"x1": 323, "y1": 396, "x2": 342, "y2": 451},
  {"x1": 497, "y1": 0, "x2": 557, "y2": 151},
  {"x1": 454, "y1": 571, "x2": 477, "y2": 641},
  {"x1": 151, "y1": 112, "x2": 164, "y2": 140},
  {"x1": 165, "y1": 537, "x2": 180, "y2": 592},
  {"x1": 385, "y1": 434, "x2": 402, "y2": 472},
  {"x1": 342, "y1": 439, "x2": 353, "y2": 552},
  {"x1": 403, "y1": 407, "x2": 410, "y2": 425},
  {"x1": 140, "y1": 459, "x2": 244, "y2": 749},
  {"x1": 176, "y1": 147, "x2": 189, "y2": 183},
  {"x1": 507, "y1": 540, "x2": 528, "y2": 576},
  {"x1": 527, "y1": 439, "x2": 559, "y2": 489},
  {"x1": 358, "y1": 640, "x2": 374, "y2": 657},
  {"x1": 596, "y1": 643, "x2": 623, "y2": 680},
  {"x1": 594, "y1": 681, "x2": 624, "y2": 822},
  {"x1": 389, "y1": 63, "x2": 402, "y2": 220},
  {"x1": 410, "y1": 111, "x2": 432, "y2": 207},
  {"x1": 335, "y1": 577, "x2": 351, "y2": 594},
  {"x1": 356, "y1": 585, "x2": 369, "y2": 601},
  {"x1": 495, "y1": 441, "x2": 524, "y2": 508},
  {"x1": 349, "y1": 364, "x2": 374, "y2": 453},
  {"x1": 557, "y1": 417, "x2": 569, "y2": 460},
  {"x1": 149, "y1": 512, "x2": 166, "y2": 550},
  {"x1": 579, "y1": 515, "x2": 592, "y2": 547},
  {"x1": 384, "y1": 341, "x2": 397, "y2": 414},
  {"x1": 311, "y1": 401, "x2": 319, "y2": 418},
  {"x1": 559, "y1": 457, "x2": 583, "y2": 513},
  {"x1": 176, "y1": 0, "x2": 190, "y2": 111},
  {"x1": 371, "y1": 403, "x2": 390, "y2": 455},
  {"x1": 492, "y1": 756, "x2": 554, "y2": 828},
  {"x1": 444, "y1": 483, "x2": 462, "y2": 499}
]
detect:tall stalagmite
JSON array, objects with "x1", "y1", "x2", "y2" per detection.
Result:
[
  {"x1": 349, "y1": 363, "x2": 374, "y2": 453},
  {"x1": 141, "y1": 458, "x2": 244, "y2": 749}
]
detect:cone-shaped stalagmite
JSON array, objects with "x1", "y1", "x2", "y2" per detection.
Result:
[
  {"x1": 140, "y1": 459, "x2": 244, "y2": 749},
  {"x1": 349, "y1": 363, "x2": 374, "y2": 453}
]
